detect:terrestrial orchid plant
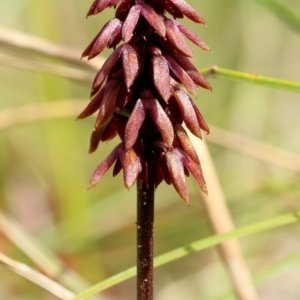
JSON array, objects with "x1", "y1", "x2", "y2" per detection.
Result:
[{"x1": 79, "y1": 0, "x2": 211, "y2": 298}]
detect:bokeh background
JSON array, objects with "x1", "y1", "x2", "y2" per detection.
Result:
[{"x1": 0, "y1": 0, "x2": 300, "y2": 299}]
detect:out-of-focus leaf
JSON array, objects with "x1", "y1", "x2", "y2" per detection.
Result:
[{"x1": 248, "y1": 0, "x2": 300, "y2": 32}]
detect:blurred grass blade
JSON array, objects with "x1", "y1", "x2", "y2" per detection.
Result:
[
  {"x1": 249, "y1": 0, "x2": 300, "y2": 32},
  {"x1": 0, "y1": 26, "x2": 103, "y2": 70},
  {"x1": 71, "y1": 210, "x2": 300, "y2": 300},
  {"x1": 0, "y1": 212, "x2": 102, "y2": 300},
  {"x1": 206, "y1": 125, "x2": 300, "y2": 173},
  {"x1": 187, "y1": 133, "x2": 258, "y2": 300},
  {"x1": 0, "y1": 100, "x2": 88, "y2": 130},
  {"x1": 0, "y1": 53, "x2": 93, "y2": 83},
  {"x1": 0, "y1": 252, "x2": 75, "y2": 300},
  {"x1": 201, "y1": 66, "x2": 300, "y2": 93},
  {"x1": 215, "y1": 251, "x2": 300, "y2": 300},
  {"x1": 254, "y1": 252, "x2": 300, "y2": 286}
]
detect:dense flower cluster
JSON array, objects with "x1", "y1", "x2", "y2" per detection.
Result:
[{"x1": 79, "y1": 0, "x2": 211, "y2": 203}]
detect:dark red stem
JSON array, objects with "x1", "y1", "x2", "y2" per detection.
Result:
[{"x1": 137, "y1": 177, "x2": 155, "y2": 300}]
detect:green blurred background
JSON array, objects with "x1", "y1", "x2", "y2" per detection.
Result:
[{"x1": 0, "y1": 0, "x2": 300, "y2": 299}]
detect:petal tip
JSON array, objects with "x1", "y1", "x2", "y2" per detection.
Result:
[
  {"x1": 201, "y1": 185, "x2": 208, "y2": 195},
  {"x1": 87, "y1": 182, "x2": 96, "y2": 190}
]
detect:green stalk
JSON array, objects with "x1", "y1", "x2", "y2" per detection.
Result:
[{"x1": 201, "y1": 66, "x2": 300, "y2": 93}]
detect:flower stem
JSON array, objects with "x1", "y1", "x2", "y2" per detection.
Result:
[{"x1": 137, "y1": 177, "x2": 155, "y2": 300}]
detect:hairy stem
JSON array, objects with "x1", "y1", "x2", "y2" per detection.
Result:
[{"x1": 137, "y1": 178, "x2": 155, "y2": 300}]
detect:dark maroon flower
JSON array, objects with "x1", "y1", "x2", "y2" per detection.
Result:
[{"x1": 80, "y1": 0, "x2": 211, "y2": 203}]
